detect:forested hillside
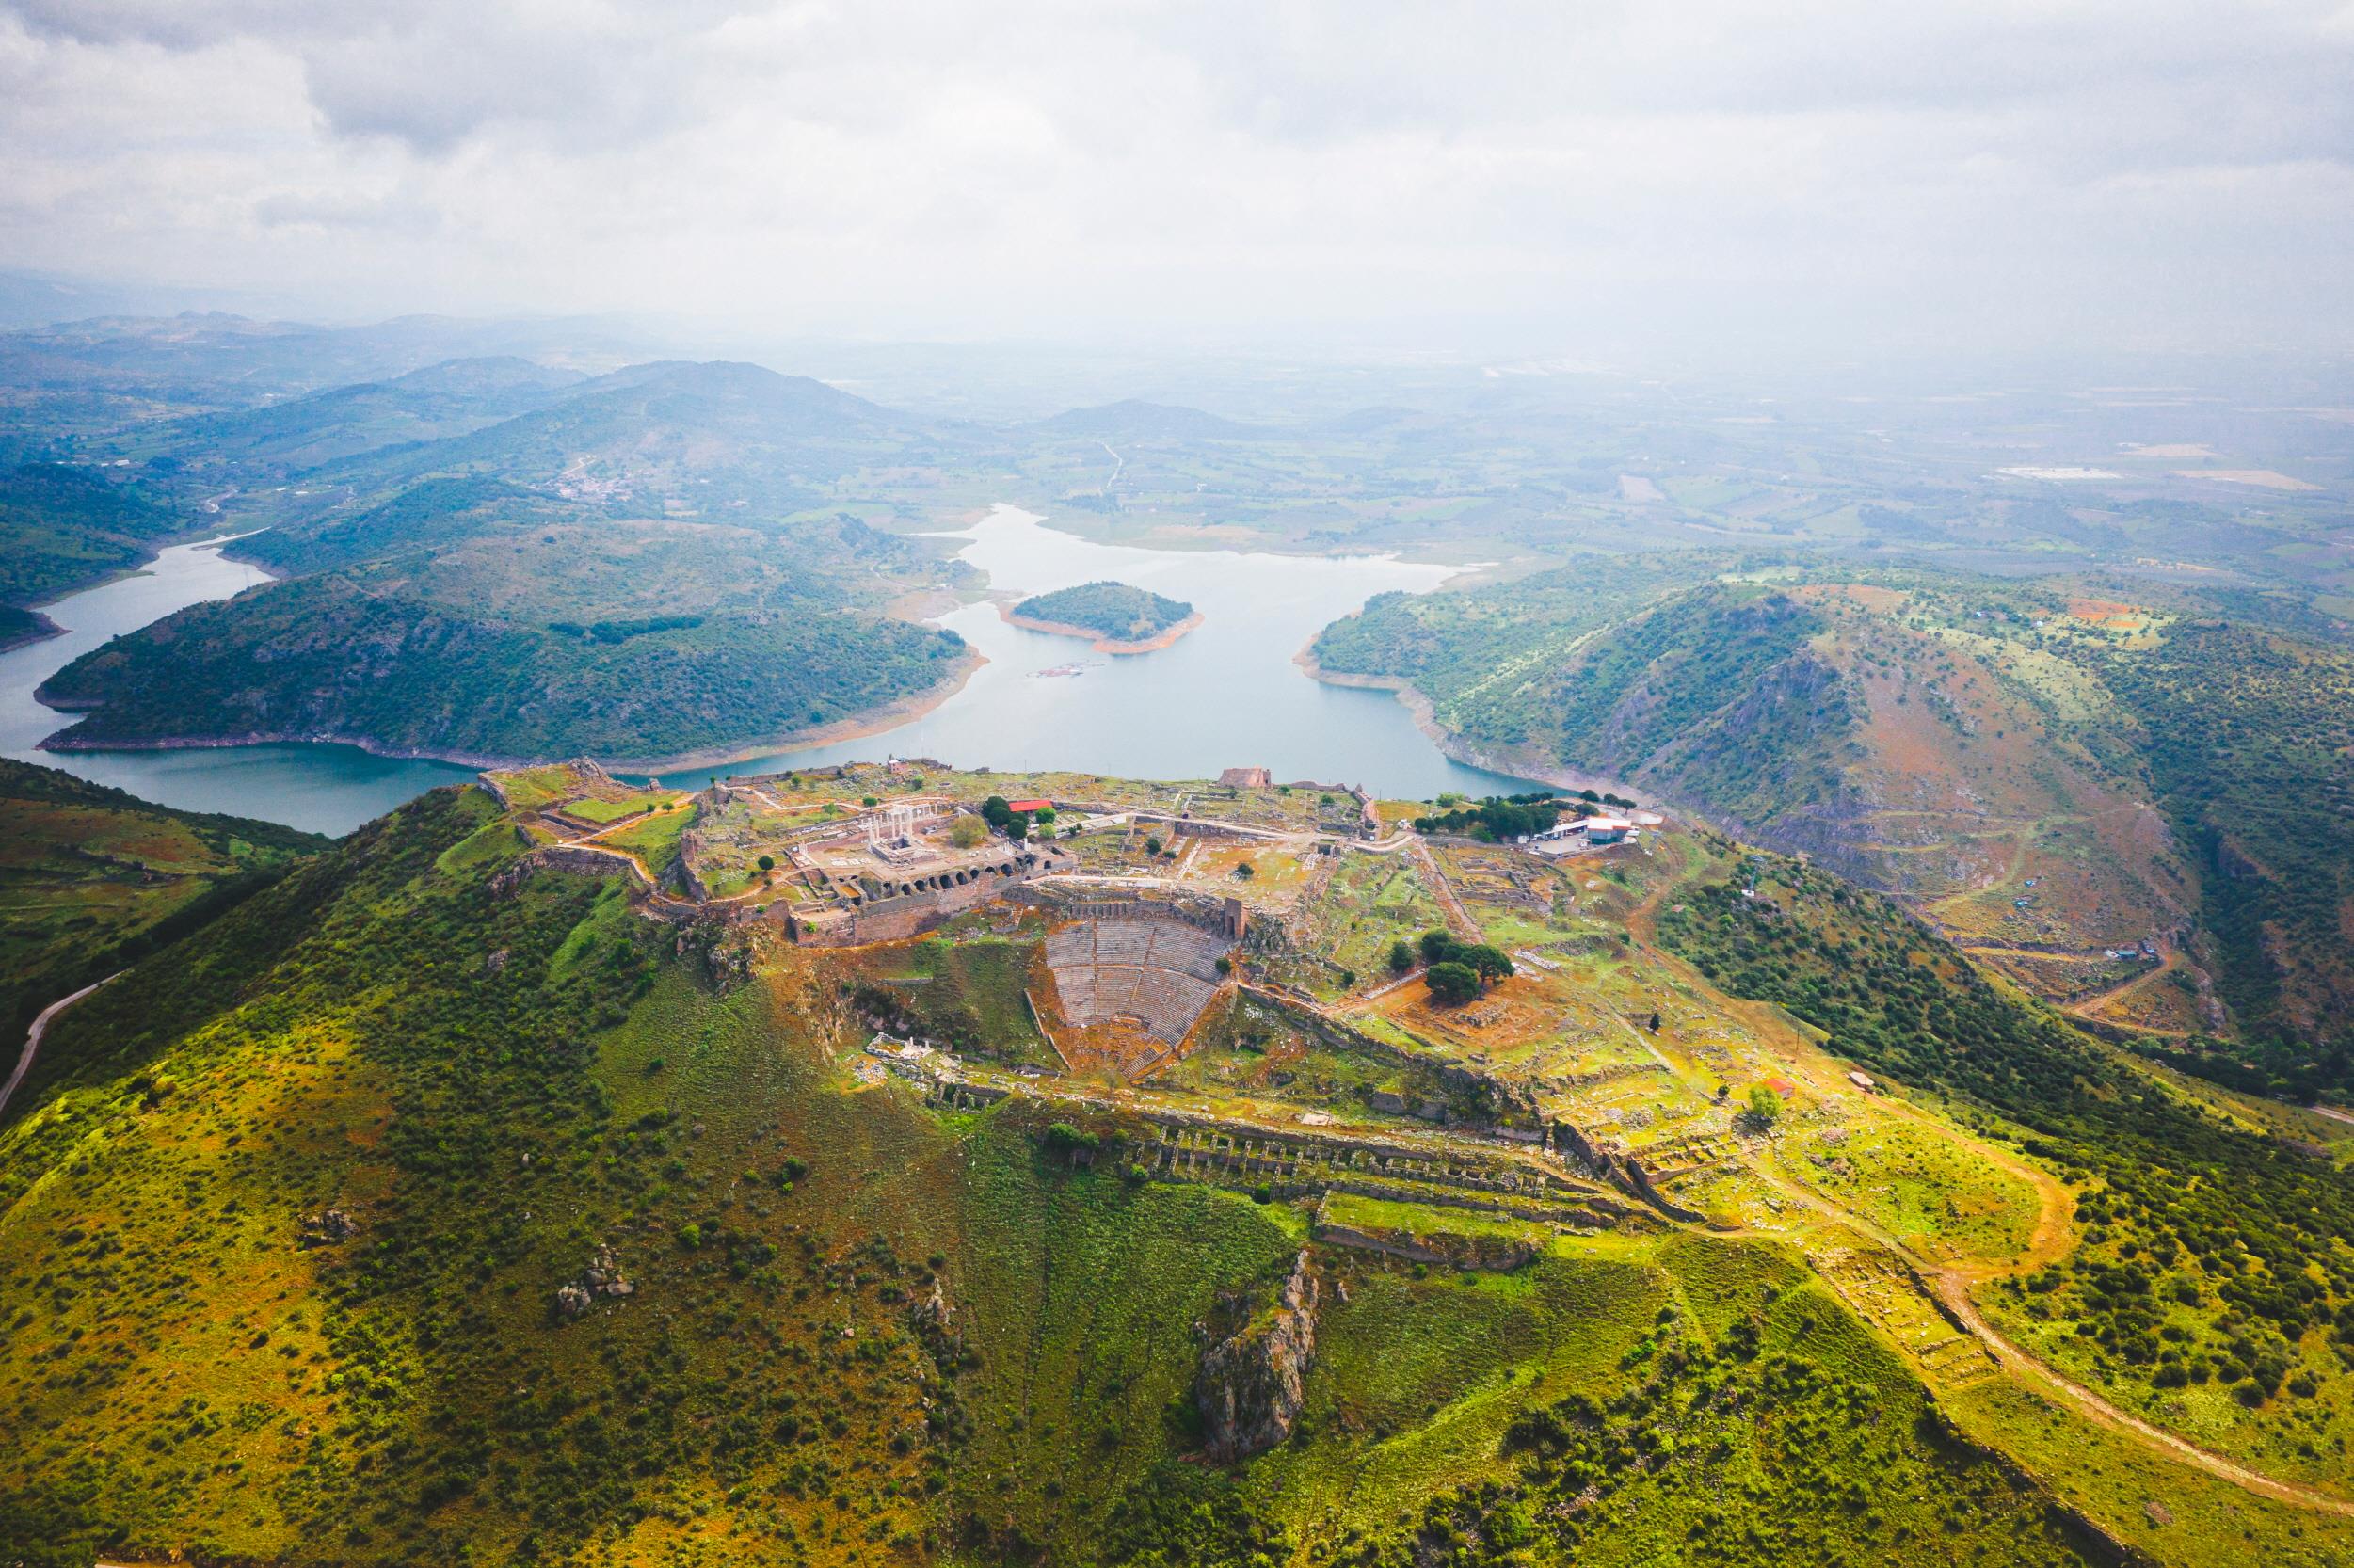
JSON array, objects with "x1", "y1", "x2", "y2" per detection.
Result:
[
  {"x1": 33, "y1": 474, "x2": 977, "y2": 764},
  {"x1": 137, "y1": 357, "x2": 585, "y2": 474},
  {"x1": 37, "y1": 568, "x2": 970, "y2": 764},
  {"x1": 0, "y1": 462, "x2": 186, "y2": 604},
  {"x1": 1658, "y1": 848, "x2": 2354, "y2": 1437}
]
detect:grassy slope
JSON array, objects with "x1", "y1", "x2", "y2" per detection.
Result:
[
  {"x1": 0, "y1": 759, "x2": 328, "y2": 1035},
  {"x1": 0, "y1": 783, "x2": 2204, "y2": 1568}
]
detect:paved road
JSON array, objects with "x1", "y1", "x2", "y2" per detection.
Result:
[{"x1": 0, "y1": 973, "x2": 121, "y2": 1121}]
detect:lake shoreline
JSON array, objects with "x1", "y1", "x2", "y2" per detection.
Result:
[
  {"x1": 0, "y1": 611, "x2": 62, "y2": 654},
  {"x1": 1290, "y1": 641, "x2": 1642, "y2": 802},
  {"x1": 3, "y1": 525, "x2": 272, "y2": 657},
  {"x1": 999, "y1": 605, "x2": 1204, "y2": 654},
  {"x1": 10, "y1": 502, "x2": 1545, "y2": 831},
  {"x1": 40, "y1": 648, "x2": 992, "y2": 776}
]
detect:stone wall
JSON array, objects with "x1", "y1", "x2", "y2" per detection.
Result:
[
  {"x1": 520, "y1": 844, "x2": 656, "y2": 897},
  {"x1": 786, "y1": 852, "x2": 1057, "y2": 947},
  {"x1": 1012, "y1": 886, "x2": 1245, "y2": 940}
]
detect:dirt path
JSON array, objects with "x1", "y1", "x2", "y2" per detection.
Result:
[
  {"x1": 2057, "y1": 954, "x2": 2190, "y2": 1034},
  {"x1": 0, "y1": 973, "x2": 122, "y2": 1121},
  {"x1": 1726, "y1": 1127, "x2": 2352, "y2": 1513},
  {"x1": 1626, "y1": 860, "x2": 2354, "y2": 1513},
  {"x1": 1930, "y1": 1273, "x2": 2354, "y2": 1517}
]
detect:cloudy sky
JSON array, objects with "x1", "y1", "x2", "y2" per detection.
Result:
[{"x1": 2, "y1": 0, "x2": 2348, "y2": 358}]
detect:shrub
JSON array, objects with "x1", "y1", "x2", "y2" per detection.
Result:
[{"x1": 1043, "y1": 1122, "x2": 1099, "y2": 1157}]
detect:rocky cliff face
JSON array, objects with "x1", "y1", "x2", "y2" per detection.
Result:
[{"x1": 1195, "y1": 1250, "x2": 1318, "y2": 1463}]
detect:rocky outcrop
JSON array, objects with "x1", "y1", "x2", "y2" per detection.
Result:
[
  {"x1": 1195, "y1": 1251, "x2": 1318, "y2": 1463},
  {"x1": 554, "y1": 1242, "x2": 634, "y2": 1320},
  {"x1": 297, "y1": 1208, "x2": 356, "y2": 1248}
]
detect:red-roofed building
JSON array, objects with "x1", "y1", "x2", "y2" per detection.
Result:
[{"x1": 1006, "y1": 798, "x2": 1052, "y2": 815}]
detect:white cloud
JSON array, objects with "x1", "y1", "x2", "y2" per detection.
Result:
[{"x1": 0, "y1": 0, "x2": 2346, "y2": 356}]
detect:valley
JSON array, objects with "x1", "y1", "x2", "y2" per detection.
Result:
[{"x1": 0, "y1": 312, "x2": 2351, "y2": 1568}]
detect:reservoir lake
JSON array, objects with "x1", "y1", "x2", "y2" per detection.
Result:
[{"x1": 1, "y1": 504, "x2": 1541, "y2": 835}]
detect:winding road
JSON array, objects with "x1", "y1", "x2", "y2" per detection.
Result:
[{"x1": 0, "y1": 973, "x2": 121, "y2": 1121}]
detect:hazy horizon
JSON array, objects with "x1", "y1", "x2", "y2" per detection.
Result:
[{"x1": 4, "y1": 1, "x2": 2350, "y2": 363}]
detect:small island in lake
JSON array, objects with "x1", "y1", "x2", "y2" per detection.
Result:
[{"x1": 1005, "y1": 579, "x2": 1202, "y2": 653}]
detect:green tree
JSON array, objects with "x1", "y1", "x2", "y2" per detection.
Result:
[
  {"x1": 1388, "y1": 938, "x2": 1416, "y2": 973},
  {"x1": 1426, "y1": 961, "x2": 1480, "y2": 1003},
  {"x1": 1145, "y1": 834, "x2": 1163, "y2": 856},
  {"x1": 1453, "y1": 942, "x2": 1514, "y2": 983},
  {"x1": 1745, "y1": 1086, "x2": 1783, "y2": 1129},
  {"x1": 756, "y1": 854, "x2": 775, "y2": 872},
  {"x1": 1418, "y1": 928, "x2": 1455, "y2": 965}
]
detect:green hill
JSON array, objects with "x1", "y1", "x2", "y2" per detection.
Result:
[
  {"x1": 36, "y1": 566, "x2": 970, "y2": 765},
  {"x1": 0, "y1": 759, "x2": 327, "y2": 1037},
  {"x1": 1011, "y1": 580, "x2": 1195, "y2": 643},
  {"x1": 19, "y1": 363, "x2": 996, "y2": 769},
  {"x1": 303, "y1": 360, "x2": 965, "y2": 518},
  {"x1": 140, "y1": 357, "x2": 584, "y2": 475},
  {"x1": 0, "y1": 780, "x2": 2164, "y2": 1568},
  {"x1": 35, "y1": 479, "x2": 975, "y2": 765},
  {"x1": 5, "y1": 764, "x2": 2351, "y2": 1565},
  {"x1": 1311, "y1": 563, "x2": 2354, "y2": 1100}
]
